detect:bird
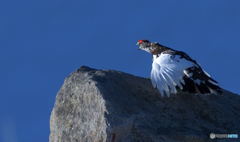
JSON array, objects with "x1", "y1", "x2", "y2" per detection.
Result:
[{"x1": 137, "y1": 40, "x2": 222, "y2": 97}]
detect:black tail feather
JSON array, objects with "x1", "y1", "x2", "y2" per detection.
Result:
[{"x1": 181, "y1": 76, "x2": 222, "y2": 94}]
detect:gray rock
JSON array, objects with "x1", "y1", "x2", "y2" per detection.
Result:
[{"x1": 49, "y1": 66, "x2": 240, "y2": 142}]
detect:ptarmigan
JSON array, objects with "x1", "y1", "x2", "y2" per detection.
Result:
[{"x1": 137, "y1": 40, "x2": 222, "y2": 97}]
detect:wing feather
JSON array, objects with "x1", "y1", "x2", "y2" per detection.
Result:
[
  {"x1": 151, "y1": 53, "x2": 194, "y2": 96},
  {"x1": 151, "y1": 51, "x2": 221, "y2": 96}
]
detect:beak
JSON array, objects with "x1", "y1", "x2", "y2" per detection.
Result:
[
  {"x1": 136, "y1": 42, "x2": 141, "y2": 50},
  {"x1": 136, "y1": 42, "x2": 139, "y2": 46}
]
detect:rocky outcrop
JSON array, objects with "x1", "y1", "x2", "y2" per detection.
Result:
[{"x1": 49, "y1": 66, "x2": 240, "y2": 142}]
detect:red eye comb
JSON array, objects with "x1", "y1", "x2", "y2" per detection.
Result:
[{"x1": 138, "y1": 40, "x2": 143, "y2": 44}]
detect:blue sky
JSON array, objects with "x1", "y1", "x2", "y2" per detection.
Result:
[{"x1": 0, "y1": 0, "x2": 239, "y2": 141}]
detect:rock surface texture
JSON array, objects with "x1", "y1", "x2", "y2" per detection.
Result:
[{"x1": 50, "y1": 66, "x2": 240, "y2": 142}]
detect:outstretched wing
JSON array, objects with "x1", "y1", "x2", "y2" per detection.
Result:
[{"x1": 151, "y1": 50, "x2": 221, "y2": 96}]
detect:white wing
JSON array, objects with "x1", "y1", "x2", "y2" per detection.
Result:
[{"x1": 151, "y1": 53, "x2": 195, "y2": 96}]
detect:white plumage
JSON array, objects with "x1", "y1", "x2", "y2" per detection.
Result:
[{"x1": 151, "y1": 54, "x2": 195, "y2": 96}]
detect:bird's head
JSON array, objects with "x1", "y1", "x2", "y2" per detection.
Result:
[
  {"x1": 137, "y1": 40, "x2": 167, "y2": 55},
  {"x1": 136, "y1": 40, "x2": 152, "y2": 53}
]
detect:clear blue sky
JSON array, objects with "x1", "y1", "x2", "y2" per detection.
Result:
[{"x1": 0, "y1": 0, "x2": 239, "y2": 141}]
